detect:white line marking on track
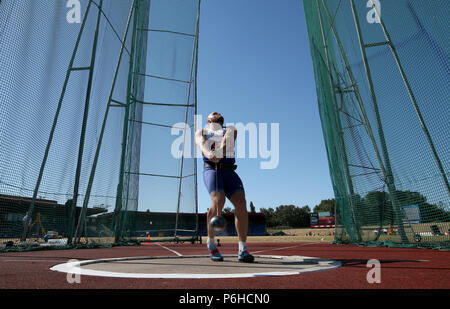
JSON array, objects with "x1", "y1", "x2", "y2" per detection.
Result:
[
  {"x1": 252, "y1": 242, "x2": 321, "y2": 254},
  {"x1": 50, "y1": 255, "x2": 341, "y2": 279},
  {"x1": 156, "y1": 244, "x2": 183, "y2": 256}
]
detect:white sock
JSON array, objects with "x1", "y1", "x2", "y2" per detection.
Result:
[
  {"x1": 239, "y1": 241, "x2": 247, "y2": 252},
  {"x1": 207, "y1": 237, "x2": 215, "y2": 247}
]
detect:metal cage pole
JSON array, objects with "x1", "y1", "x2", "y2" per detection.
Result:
[
  {"x1": 321, "y1": 0, "x2": 390, "y2": 239},
  {"x1": 349, "y1": 0, "x2": 409, "y2": 243},
  {"x1": 119, "y1": 3, "x2": 141, "y2": 242},
  {"x1": 316, "y1": 0, "x2": 361, "y2": 241},
  {"x1": 74, "y1": 0, "x2": 137, "y2": 244},
  {"x1": 174, "y1": 1, "x2": 201, "y2": 238},
  {"x1": 21, "y1": 1, "x2": 94, "y2": 242},
  {"x1": 120, "y1": 0, "x2": 152, "y2": 242},
  {"x1": 114, "y1": 0, "x2": 139, "y2": 243},
  {"x1": 193, "y1": 0, "x2": 201, "y2": 243},
  {"x1": 68, "y1": 0, "x2": 104, "y2": 245}
]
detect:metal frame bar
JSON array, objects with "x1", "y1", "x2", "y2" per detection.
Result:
[
  {"x1": 319, "y1": 0, "x2": 388, "y2": 212},
  {"x1": 320, "y1": 0, "x2": 399, "y2": 239},
  {"x1": 132, "y1": 98, "x2": 194, "y2": 107},
  {"x1": 316, "y1": 0, "x2": 361, "y2": 240},
  {"x1": 193, "y1": 1, "x2": 201, "y2": 243},
  {"x1": 129, "y1": 119, "x2": 192, "y2": 130},
  {"x1": 21, "y1": 1, "x2": 94, "y2": 241},
  {"x1": 114, "y1": 0, "x2": 140, "y2": 242},
  {"x1": 138, "y1": 28, "x2": 196, "y2": 38},
  {"x1": 350, "y1": 171, "x2": 381, "y2": 178},
  {"x1": 125, "y1": 172, "x2": 195, "y2": 179},
  {"x1": 349, "y1": 0, "x2": 409, "y2": 243},
  {"x1": 348, "y1": 164, "x2": 380, "y2": 171},
  {"x1": 91, "y1": 0, "x2": 131, "y2": 56},
  {"x1": 364, "y1": 41, "x2": 389, "y2": 48},
  {"x1": 74, "y1": 0, "x2": 137, "y2": 244},
  {"x1": 134, "y1": 72, "x2": 191, "y2": 84},
  {"x1": 71, "y1": 67, "x2": 91, "y2": 71},
  {"x1": 342, "y1": 123, "x2": 364, "y2": 130},
  {"x1": 174, "y1": 1, "x2": 201, "y2": 237},
  {"x1": 119, "y1": 0, "x2": 152, "y2": 242},
  {"x1": 110, "y1": 99, "x2": 127, "y2": 106},
  {"x1": 321, "y1": 0, "x2": 387, "y2": 180},
  {"x1": 69, "y1": 0, "x2": 104, "y2": 245},
  {"x1": 338, "y1": 110, "x2": 364, "y2": 125}
]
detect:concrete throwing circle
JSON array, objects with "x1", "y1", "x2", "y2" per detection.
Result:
[{"x1": 51, "y1": 255, "x2": 341, "y2": 279}]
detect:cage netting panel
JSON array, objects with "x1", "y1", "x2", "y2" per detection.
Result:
[
  {"x1": 0, "y1": 0, "x2": 200, "y2": 247},
  {"x1": 303, "y1": 0, "x2": 449, "y2": 249}
]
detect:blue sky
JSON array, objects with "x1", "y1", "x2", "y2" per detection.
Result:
[{"x1": 195, "y1": 0, "x2": 334, "y2": 213}]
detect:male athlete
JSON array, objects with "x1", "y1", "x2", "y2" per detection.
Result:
[{"x1": 195, "y1": 112, "x2": 254, "y2": 263}]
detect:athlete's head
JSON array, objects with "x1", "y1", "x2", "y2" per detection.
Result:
[{"x1": 207, "y1": 112, "x2": 224, "y2": 129}]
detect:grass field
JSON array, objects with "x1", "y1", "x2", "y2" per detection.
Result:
[
  {"x1": 203, "y1": 227, "x2": 336, "y2": 244},
  {"x1": 3, "y1": 224, "x2": 448, "y2": 249},
  {"x1": 0, "y1": 227, "x2": 336, "y2": 249}
]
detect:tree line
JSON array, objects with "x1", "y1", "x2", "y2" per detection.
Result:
[
  {"x1": 244, "y1": 189, "x2": 450, "y2": 229},
  {"x1": 348, "y1": 190, "x2": 450, "y2": 226},
  {"x1": 259, "y1": 199, "x2": 336, "y2": 228},
  {"x1": 222, "y1": 199, "x2": 336, "y2": 228}
]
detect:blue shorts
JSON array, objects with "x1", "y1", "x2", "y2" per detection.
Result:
[{"x1": 203, "y1": 167, "x2": 245, "y2": 199}]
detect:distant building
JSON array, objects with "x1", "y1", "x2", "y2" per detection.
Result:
[
  {"x1": 0, "y1": 194, "x2": 106, "y2": 238},
  {"x1": 197, "y1": 212, "x2": 266, "y2": 236},
  {"x1": 86, "y1": 211, "x2": 267, "y2": 237}
]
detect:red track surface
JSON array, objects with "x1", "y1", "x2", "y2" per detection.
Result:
[{"x1": 0, "y1": 242, "x2": 449, "y2": 289}]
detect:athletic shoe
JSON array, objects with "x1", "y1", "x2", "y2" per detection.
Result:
[
  {"x1": 238, "y1": 250, "x2": 254, "y2": 263},
  {"x1": 208, "y1": 244, "x2": 223, "y2": 262}
]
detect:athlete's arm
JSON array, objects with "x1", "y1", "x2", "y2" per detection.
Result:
[
  {"x1": 216, "y1": 126, "x2": 237, "y2": 157},
  {"x1": 195, "y1": 129, "x2": 219, "y2": 162}
]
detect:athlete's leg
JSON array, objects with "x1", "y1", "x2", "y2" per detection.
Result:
[
  {"x1": 228, "y1": 190, "x2": 247, "y2": 242},
  {"x1": 203, "y1": 167, "x2": 226, "y2": 261},
  {"x1": 206, "y1": 192, "x2": 225, "y2": 261},
  {"x1": 229, "y1": 190, "x2": 254, "y2": 262},
  {"x1": 203, "y1": 168, "x2": 226, "y2": 240},
  {"x1": 225, "y1": 171, "x2": 254, "y2": 262},
  {"x1": 207, "y1": 191, "x2": 226, "y2": 239},
  {"x1": 223, "y1": 170, "x2": 246, "y2": 241}
]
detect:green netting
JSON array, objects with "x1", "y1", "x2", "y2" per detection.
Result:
[
  {"x1": 0, "y1": 0, "x2": 200, "y2": 250},
  {"x1": 303, "y1": 0, "x2": 449, "y2": 249}
]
